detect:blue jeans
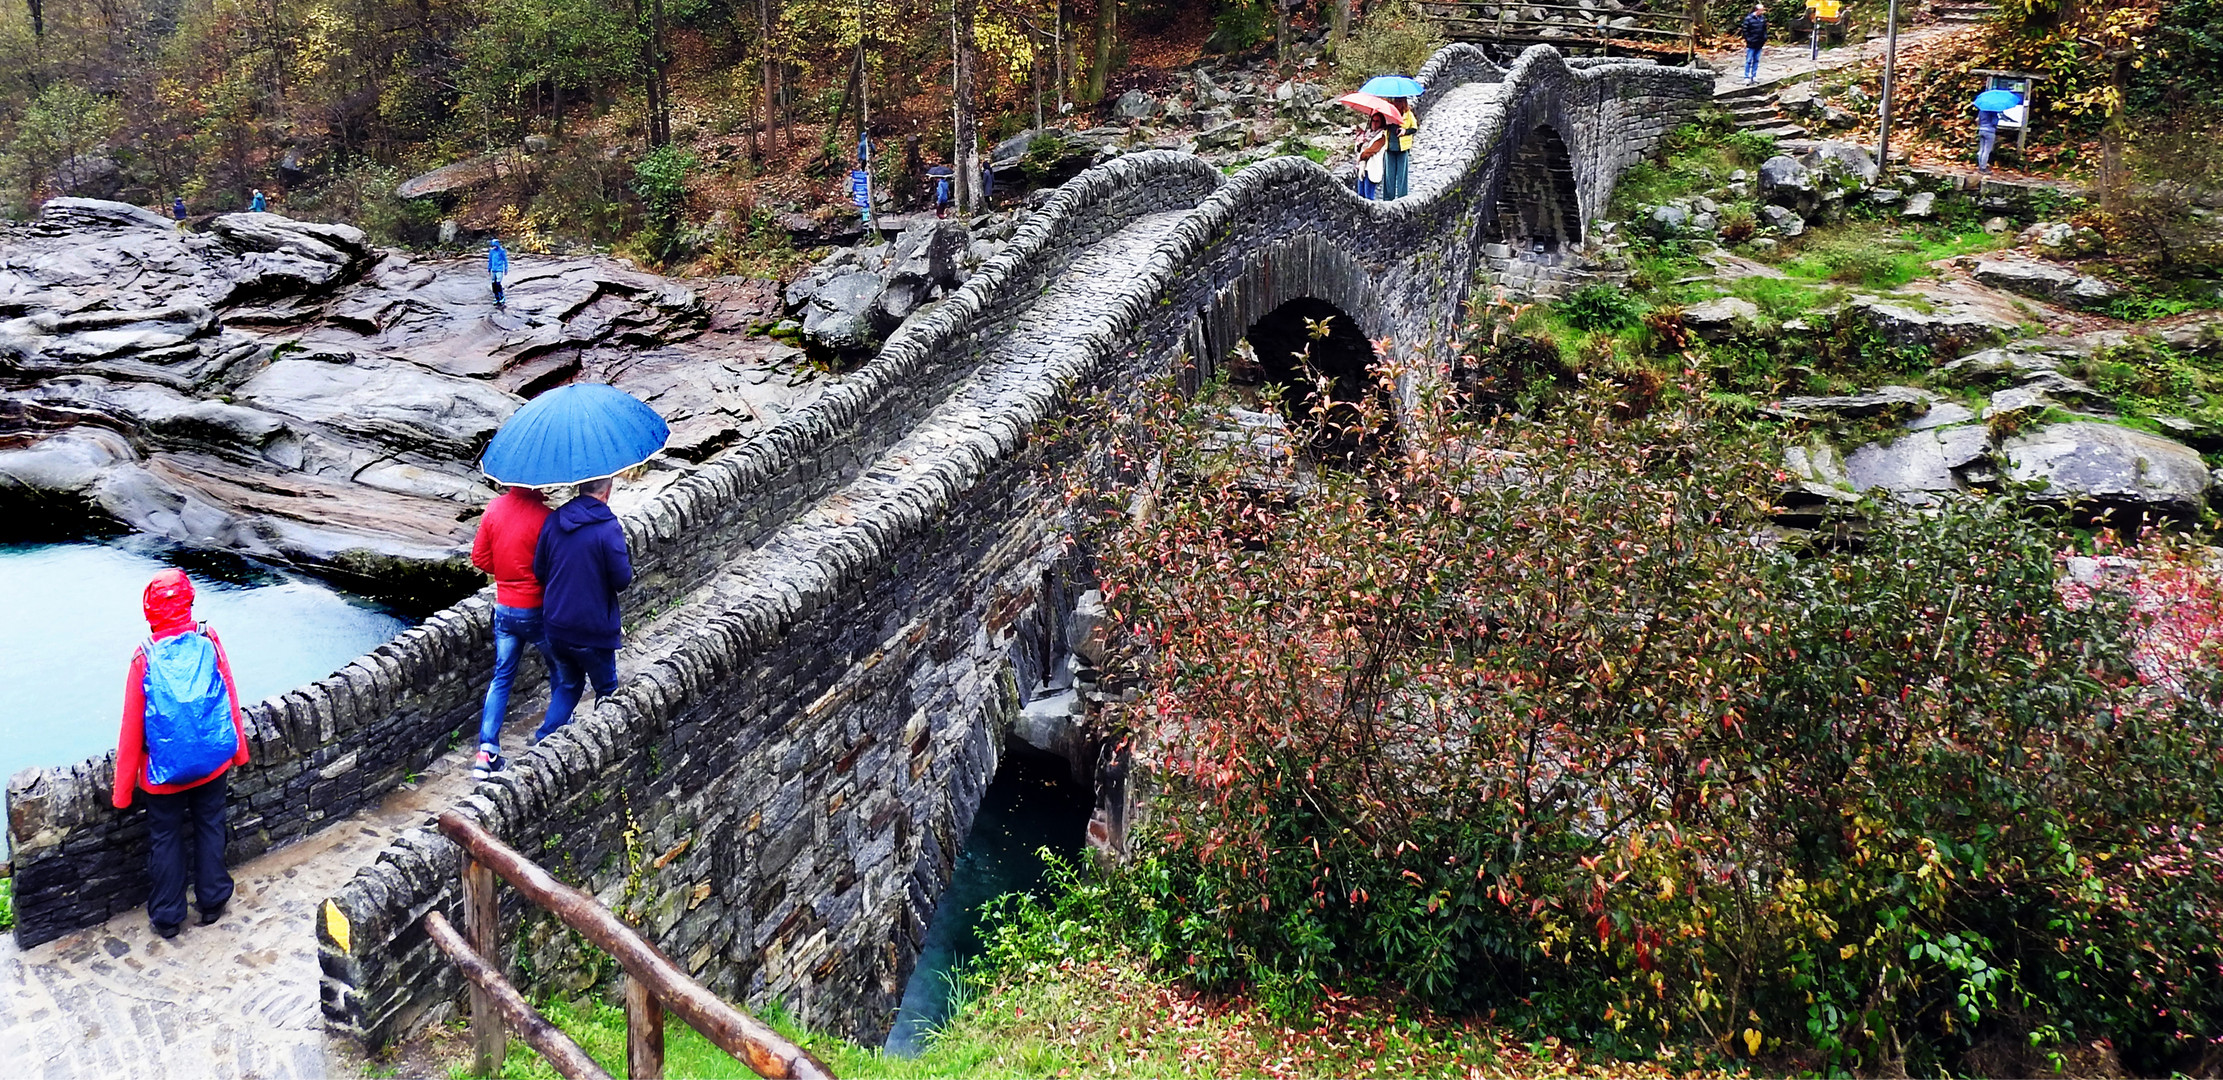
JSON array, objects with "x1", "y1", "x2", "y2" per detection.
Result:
[
  {"x1": 1744, "y1": 46, "x2": 1762, "y2": 80},
  {"x1": 1978, "y1": 127, "x2": 1998, "y2": 171},
  {"x1": 145, "y1": 773, "x2": 231, "y2": 928},
  {"x1": 536, "y1": 638, "x2": 619, "y2": 740},
  {"x1": 479, "y1": 604, "x2": 552, "y2": 748},
  {"x1": 1382, "y1": 149, "x2": 1410, "y2": 200}
]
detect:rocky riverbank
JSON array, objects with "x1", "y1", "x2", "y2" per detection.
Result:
[{"x1": 0, "y1": 199, "x2": 822, "y2": 602}]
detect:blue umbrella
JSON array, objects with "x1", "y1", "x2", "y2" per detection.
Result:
[
  {"x1": 1360, "y1": 74, "x2": 1426, "y2": 99},
  {"x1": 481, "y1": 383, "x2": 669, "y2": 487},
  {"x1": 1974, "y1": 89, "x2": 2022, "y2": 112}
]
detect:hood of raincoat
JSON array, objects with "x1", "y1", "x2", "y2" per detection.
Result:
[{"x1": 143, "y1": 569, "x2": 197, "y2": 637}]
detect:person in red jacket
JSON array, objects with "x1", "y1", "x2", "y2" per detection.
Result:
[
  {"x1": 113, "y1": 569, "x2": 249, "y2": 938},
  {"x1": 469, "y1": 484, "x2": 555, "y2": 779}
]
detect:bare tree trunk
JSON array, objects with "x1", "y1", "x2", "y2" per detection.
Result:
[
  {"x1": 953, "y1": 0, "x2": 980, "y2": 211},
  {"x1": 1054, "y1": 0, "x2": 1066, "y2": 112},
  {"x1": 1085, "y1": 0, "x2": 1116, "y2": 103},
  {"x1": 639, "y1": 0, "x2": 670, "y2": 146},
  {"x1": 27, "y1": 0, "x2": 40, "y2": 37},
  {"x1": 1276, "y1": 0, "x2": 1289, "y2": 63},
  {"x1": 2100, "y1": 50, "x2": 2131, "y2": 213},
  {"x1": 1330, "y1": 0, "x2": 1350, "y2": 53},
  {"x1": 761, "y1": 0, "x2": 778, "y2": 157}
]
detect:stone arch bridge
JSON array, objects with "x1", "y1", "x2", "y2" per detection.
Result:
[{"x1": 6, "y1": 45, "x2": 1707, "y2": 1046}]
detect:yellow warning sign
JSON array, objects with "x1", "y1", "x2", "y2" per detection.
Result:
[
  {"x1": 1810, "y1": 0, "x2": 1843, "y2": 18},
  {"x1": 324, "y1": 899, "x2": 352, "y2": 953}
]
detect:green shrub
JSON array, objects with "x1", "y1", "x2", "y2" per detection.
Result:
[
  {"x1": 1071, "y1": 364, "x2": 2223, "y2": 1072},
  {"x1": 1558, "y1": 282, "x2": 1645, "y2": 331},
  {"x1": 1725, "y1": 129, "x2": 1778, "y2": 165},
  {"x1": 1335, "y1": 0, "x2": 1446, "y2": 87},
  {"x1": 1210, "y1": 0, "x2": 1270, "y2": 52}
]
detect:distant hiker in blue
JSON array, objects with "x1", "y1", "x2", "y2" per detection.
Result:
[
  {"x1": 171, "y1": 197, "x2": 187, "y2": 222},
  {"x1": 249, "y1": 189, "x2": 266, "y2": 212},
  {"x1": 1741, "y1": 3, "x2": 1769, "y2": 83},
  {"x1": 934, "y1": 173, "x2": 953, "y2": 218},
  {"x1": 112, "y1": 570, "x2": 249, "y2": 939},
  {"x1": 532, "y1": 476, "x2": 633, "y2": 741},
  {"x1": 488, "y1": 239, "x2": 509, "y2": 306}
]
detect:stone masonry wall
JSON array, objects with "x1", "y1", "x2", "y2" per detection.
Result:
[
  {"x1": 315, "y1": 46, "x2": 1711, "y2": 1051},
  {"x1": 2, "y1": 132, "x2": 1224, "y2": 950}
]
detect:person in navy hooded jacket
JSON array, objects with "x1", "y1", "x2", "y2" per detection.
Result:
[{"x1": 531, "y1": 475, "x2": 632, "y2": 740}]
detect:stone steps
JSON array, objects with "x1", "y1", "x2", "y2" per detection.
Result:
[{"x1": 1930, "y1": 0, "x2": 1996, "y2": 21}]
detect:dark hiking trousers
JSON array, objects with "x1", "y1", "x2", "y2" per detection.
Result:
[{"x1": 144, "y1": 773, "x2": 234, "y2": 928}]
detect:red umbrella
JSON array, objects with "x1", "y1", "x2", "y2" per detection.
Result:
[{"x1": 1332, "y1": 92, "x2": 1403, "y2": 124}]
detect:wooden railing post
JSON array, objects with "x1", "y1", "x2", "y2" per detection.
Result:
[
  {"x1": 626, "y1": 974, "x2": 667, "y2": 1080},
  {"x1": 463, "y1": 855, "x2": 507, "y2": 1078}
]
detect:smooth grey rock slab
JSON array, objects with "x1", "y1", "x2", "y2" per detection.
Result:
[
  {"x1": 1845, "y1": 426, "x2": 1990, "y2": 495},
  {"x1": 1681, "y1": 296, "x2": 1760, "y2": 339},
  {"x1": 1905, "y1": 401, "x2": 1976, "y2": 430},
  {"x1": 235, "y1": 353, "x2": 519, "y2": 456},
  {"x1": 1847, "y1": 294, "x2": 2012, "y2": 357},
  {"x1": 2002, "y1": 421, "x2": 2213, "y2": 516},
  {"x1": 1973, "y1": 258, "x2": 2118, "y2": 311},
  {"x1": 1776, "y1": 385, "x2": 1935, "y2": 418}
]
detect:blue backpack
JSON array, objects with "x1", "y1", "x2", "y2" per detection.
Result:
[{"x1": 141, "y1": 626, "x2": 236, "y2": 787}]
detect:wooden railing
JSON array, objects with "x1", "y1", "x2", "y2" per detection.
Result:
[{"x1": 426, "y1": 810, "x2": 835, "y2": 1080}]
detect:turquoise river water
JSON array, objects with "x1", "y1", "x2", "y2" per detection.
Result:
[{"x1": 0, "y1": 541, "x2": 411, "y2": 829}]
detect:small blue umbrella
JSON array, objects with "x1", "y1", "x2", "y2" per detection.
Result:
[
  {"x1": 1974, "y1": 89, "x2": 2022, "y2": 112},
  {"x1": 481, "y1": 383, "x2": 669, "y2": 487},
  {"x1": 1360, "y1": 74, "x2": 1426, "y2": 99}
]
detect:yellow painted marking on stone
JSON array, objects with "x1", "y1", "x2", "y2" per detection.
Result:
[{"x1": 324, "y1": 900, "x2": 352, "y2": 953}]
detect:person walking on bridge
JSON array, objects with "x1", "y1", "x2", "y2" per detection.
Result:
[
  {"x1": 469, "y1": 484, "x2": 554, "y2": 779},
  {"x1": 113, "y1": 570, "x2": 250, "y2": 939},
  {"x1": 1382, "y1": 96, "x2": 1416, "y2": 200},
  {"x1": 531, "y1": 476, "x2": 632, "y2": 741}
]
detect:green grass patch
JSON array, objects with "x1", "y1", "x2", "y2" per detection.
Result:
[{"x1": 1771, "y1": 221, "x2": 2009, "y2": 289}]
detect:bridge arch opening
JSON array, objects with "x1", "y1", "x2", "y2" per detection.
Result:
[
  {"x1": 1233, "y1": 297, "x2": 1383, "y2": 459},
  {"x1": 1489, "y1": 124, "x2": 1581, "y2": 256}
]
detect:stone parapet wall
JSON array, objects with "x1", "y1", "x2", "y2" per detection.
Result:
[
  {"x1": 6, "y1": 596, "x2": 499, "y2": 947},
  {"x1": 315, "y1": 45, "x2": 1709, "y2": 1049},
  {"x1": 7, "y1": 40, "x2": 1709, "y2": 1045},
  {"x1": 2, "y1": 147, "x2": 1225, "y2": 951}
]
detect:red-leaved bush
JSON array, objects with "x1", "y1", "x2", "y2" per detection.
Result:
[{"x1": 1063, "y1": 327, "x2": 2223, "y2": 1074}]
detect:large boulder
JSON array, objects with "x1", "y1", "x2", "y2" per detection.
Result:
[
  {"x1": 1847, "y1": 294, "x2": 2012, "y2": 357},
  {"x1": 1758, "y1": 155, "x2": 1817, "y2": 213},
  {"x1": 799, "y1": 271, "x2": 886, "y2": 354},
  {"x1": 886, "y1": 219, "x2": 969, "y2": 291},
  {"x1": 35, "y1": 197, "x2": 175, "y2": 234},
  {"x1": 1800, "y1": 141, "x2": 1880, "y2": 187},
  {"x1": 1972, "y1": 258, "x2": 2119, "y2": 311},
  {"x1": 2002, "y1": 421, "x2": 2213, "y2": 519},
  {"x1": 1114, "y1": 89, "x2": 1158, "y2": 120},
  {"x1": 1679, "y1": 296, "x2": 1761, "y2": 341}
]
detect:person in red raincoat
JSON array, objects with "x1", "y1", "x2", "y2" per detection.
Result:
[{"x1": 113, "y1": 569, "x2": 250, "y2": 937}]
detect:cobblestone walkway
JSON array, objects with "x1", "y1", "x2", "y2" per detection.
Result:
[
  {"x1": 1706, "y1": 21, "x2": 1966, "y2": 95},
  {"x1": 0, "y1": 747, "x2": 476, "y2": 1080}
]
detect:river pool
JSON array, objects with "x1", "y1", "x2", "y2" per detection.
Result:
[
  {"x1": 883, "y1": 743, "x2": 1094, "y2": 1056},
  {"x1": 0, "y1": 541, "x2": 412, "y2": 830}
]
